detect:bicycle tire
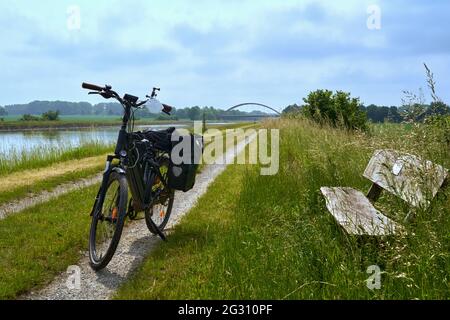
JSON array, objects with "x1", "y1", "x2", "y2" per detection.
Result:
[
  {"x1": 145, "y1": 157, "x2": 175, "y2": 235},
  {"x1": 145, "y1": 189, "x2": 175, "y2": 235},
  {"x1": 89, "y1": 172, "x2": 128, "y2": 271}
]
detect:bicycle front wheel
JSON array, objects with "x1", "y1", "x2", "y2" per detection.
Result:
[{"x1": 89, "y1": 172, "x2": 128, "y2": 271}]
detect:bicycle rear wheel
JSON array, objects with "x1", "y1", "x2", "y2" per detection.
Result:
[
  {"x1": 145, "y1": 189, "x2": 175, "y2": 234},
  {"x1": 89, "y1": 172, "x2": 128, "y2": 271},
  {"x1": 145, "y1": 157, "x2": 175, "y2": 235}
]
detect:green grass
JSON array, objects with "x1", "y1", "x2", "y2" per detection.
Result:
[
  {"x1": 2, "y1": 119, "x2": 446, "y2": 299},
  {"x1": 0, "y1": 164, "x2": 104, "y2": 206},
  {"x1": 0, "y1": 184, "x2": 97, "y2": 299},
  {"x1": 0, "y1": 122, "x2": 253, "y2": 177},
  {"x1": 0, "y1": 114, "x2": 246, "y2": 130},
  {"x1": 115, "y1": 118, "x2": 449, "y2": 300},
  {"x1": 0, "y1": 142, "x2": 113, "y2": 176},
  {"x1": 0, "y1": 122, "x2": 255, "y2": 298}
]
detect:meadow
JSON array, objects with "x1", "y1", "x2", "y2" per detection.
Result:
[
  {"x1": 0, "y1": 123, "x2": 253, "y2": 298},
  {"x1": 115, "y1": 118, "x2": 449, "y2": 299},
  {"x1": 0, "y1": 142, "x2": 113, "y2": 176},
  {"x1": 0, "y1": 115, "x2": 194, "y2": 131},
  {"x1": 0, "y1": 118, "x2": 448, "y2": 299}
]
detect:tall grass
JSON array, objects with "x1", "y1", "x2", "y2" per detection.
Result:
[
  {"x1": 0, "y1": 142, "x2": 114, "y2": 176},
  {"x1": 117, "y1": 118, "x2": 449, "y2": 299},
  {"x1": 229, "y1": 118, "x2": 449, "y2": 299}
]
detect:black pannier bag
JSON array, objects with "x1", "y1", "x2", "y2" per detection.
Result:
[
  {"x1": 168, "y1": 133, "x2": 204, "y2": 192},
  {"x1": 142, "y1": 127, "x2": 176, "y2": 152}
]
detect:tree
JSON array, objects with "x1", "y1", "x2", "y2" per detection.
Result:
[
  {"x1": 282, "y1": 104, "x2": 302, "y2": 115},
  {"x1": 387, "y1": 106, "x2": 403, "y2": 123},
  {"x1": 0, "y1": 106, "x2": 7, "y2": 116},
  {"x1": 187, "y1": 106, "x2": 202, "y2": 120},
  {"x1": 20, "y1": 114, "x2": 40, "y2": 121},
  {"x1": 42, "y1": 110, "x2": 60, "y2": 121},
  {"x1": 302, "y1": 89, "x2": 335, "y2": 123},
  {"x1": 302, "y1": 90, "x2": 367, "y2": 130},
  {"x1": 365, "y1": 104, "x2": 389, "y2": 123},
  {"x1": 135, "y1": 107, "x2": 156, "y2": 118},
  {"x1": 429, "y1": 101, "x2": 450, "y2": 116}
]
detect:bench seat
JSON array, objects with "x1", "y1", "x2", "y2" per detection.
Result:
[{"x1": 320, "y1": 187, "x2": 401, "y2": 236}]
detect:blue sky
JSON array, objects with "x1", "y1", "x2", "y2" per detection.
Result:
[{"x1": 0, "y1": 0, "x2": 449, "y2": 111}]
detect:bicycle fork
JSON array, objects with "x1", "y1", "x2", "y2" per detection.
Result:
[{"x1": 90, "y1": 155, "x2": 116, "y2": 218}]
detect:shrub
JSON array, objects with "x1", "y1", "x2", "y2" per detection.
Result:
[
  {"x1": 20, "y1": 114, "x2": 40, "y2": 121},
  {"x1": 302, "y1": 89, "x2": 367, "y2": 130},
  {"x1": 156, "y1": 114, "x2": 179, "y2": 121},
  {"x1": 282, "y1": 104, "x2": 302, "y2": 116},
  {"x1": 424, "y1": 115, "x2": 450, "y2": 151},
  {"x1": 41, "y1": 110, "x2": 60, "y2": 121}
]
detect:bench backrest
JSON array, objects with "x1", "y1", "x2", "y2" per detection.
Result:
[{"x1": 363, "y1": 149, "x2": 448, "y2": 208}]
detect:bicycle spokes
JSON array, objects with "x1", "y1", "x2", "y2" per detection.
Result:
[{"x1": 94, "y1": 182, "x2": 120, "y2": 260}]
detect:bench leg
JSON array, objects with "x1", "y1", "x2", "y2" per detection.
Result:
[{"x1": 367, "y1": 183, "x2": 382, "y2": 203}]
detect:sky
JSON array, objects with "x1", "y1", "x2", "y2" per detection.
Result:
[{"x1": 0, "y1": 0, "x2": 449, "y2": 112}]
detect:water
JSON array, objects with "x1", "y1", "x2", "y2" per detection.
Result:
[{"x1": 0, "y1": 124, "x2": 188, "y2": 158}]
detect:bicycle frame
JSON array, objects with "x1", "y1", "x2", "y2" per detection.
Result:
[{"x1": 90, "y1": 101, "x2": 168, "y2": 218}]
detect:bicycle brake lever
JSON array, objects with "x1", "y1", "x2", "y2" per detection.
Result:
[{"x1": 100, "y1": 92, "x2": 113, "y2": 99}]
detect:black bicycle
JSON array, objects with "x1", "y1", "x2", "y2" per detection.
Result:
[{"x1": 82, "y1": 82, "x2": 201, "y2": 271}]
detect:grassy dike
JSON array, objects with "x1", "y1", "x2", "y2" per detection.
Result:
[
  {"x1": 0, "y1": 184, "x2": 98, "y2": 299},
  {"x1": 0, "y1": 124, "x2": 255, "y2": 299},
  {"x1": 0, "y1": 118, "x2": 191, "y2": 131},
  {"x1": 0, "y1": 123, "x2": 256, "y2": 205},
  {"x1": 0, "y1": 159, "x2": 105, "y2": 206},
  {"x1": 0, "y1": 147, "x2": 111, "y2": 206},
  {"x1": 115, "y1": 119, "x2": 449, "y2": 299},
  {"x1": 0, "y1": 142, "x2": 113, "y2": 176}
]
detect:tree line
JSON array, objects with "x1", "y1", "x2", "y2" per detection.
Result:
[
  {"x1": 0, "y1": 101, "x2": 270, "y2": 120},
  {"x1": 282, "y1": 100, "x2": 450, "y2": 124}
]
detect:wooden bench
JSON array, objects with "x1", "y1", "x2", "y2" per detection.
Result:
[{"x1": 320, "y1": 149, "x2": 448, "y2": 236}]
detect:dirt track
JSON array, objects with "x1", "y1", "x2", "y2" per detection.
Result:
[{"x1": 23, "y1": 135, "x2": 254, "y2": 300}]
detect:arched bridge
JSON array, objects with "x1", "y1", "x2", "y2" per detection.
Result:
[{"x1": 220, "y1": 103, "x2": 281, "y2": 119}]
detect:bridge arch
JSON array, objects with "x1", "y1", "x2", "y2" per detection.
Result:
[{"x1": 225, "y1": 103, "x2": 281, "y2": 116}]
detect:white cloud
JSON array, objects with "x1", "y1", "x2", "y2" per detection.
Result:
[{"x1": 0, "y1": 0, "x2": 449, "y2": 108}]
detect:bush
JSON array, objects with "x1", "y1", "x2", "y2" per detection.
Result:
[
  {"x1": 156, "y1": 114, "x2": 179, "y2": 121},
  {"x1": 423, "y1": 114, "x2": 450, "y2": 152},
  {"x1": 302, "y1": 89, "x2": 367, "y2": 130},
  {"x1": 20, "y1": 114, "x2": 40, "y2": 121},
  {"x1": 282, "y1": 104, "x2": 302, "y2": 116},
  {"x1": 41, "y1": 110, "x2": 60, "y2": 121}
]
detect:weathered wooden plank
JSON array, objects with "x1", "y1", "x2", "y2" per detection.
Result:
[
  {"x1": 363, "y1": 150, "x2": 448, "y2": 208},
  {"x1": 320, "y1": 187, "x2": 401, "y2": 236}
]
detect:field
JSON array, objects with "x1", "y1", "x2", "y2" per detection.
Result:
[
  {"x1": 0, "y1": 118, "x2": 448, "y2": 299},
  {"x1": 0, "y1": 115, "x2": 193, "y2": 130},
  {"x1": 115, "y1": 119, "x2": 450, "y2": 299},
  {"x1": 0, "y1": 123, "x2": 254, "y2": 298}
]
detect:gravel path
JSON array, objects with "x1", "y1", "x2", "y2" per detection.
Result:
[
  {"x1": 23, "y1": 135, "x2": 254, "y2": 300},
  {"x1": 0, "y1": 174, "x2": 103, "y2": 221}
]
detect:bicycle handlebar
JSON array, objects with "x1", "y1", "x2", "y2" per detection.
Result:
[
  {"x1": 82, "y1": 82, "x2": 172, "y2": 115},
  {"x1": 82, "y1": 82, "x2": 104, "y2": 91},
  {"x1": 162, "y1": 104, "x2": 173, "y2": 115}
]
